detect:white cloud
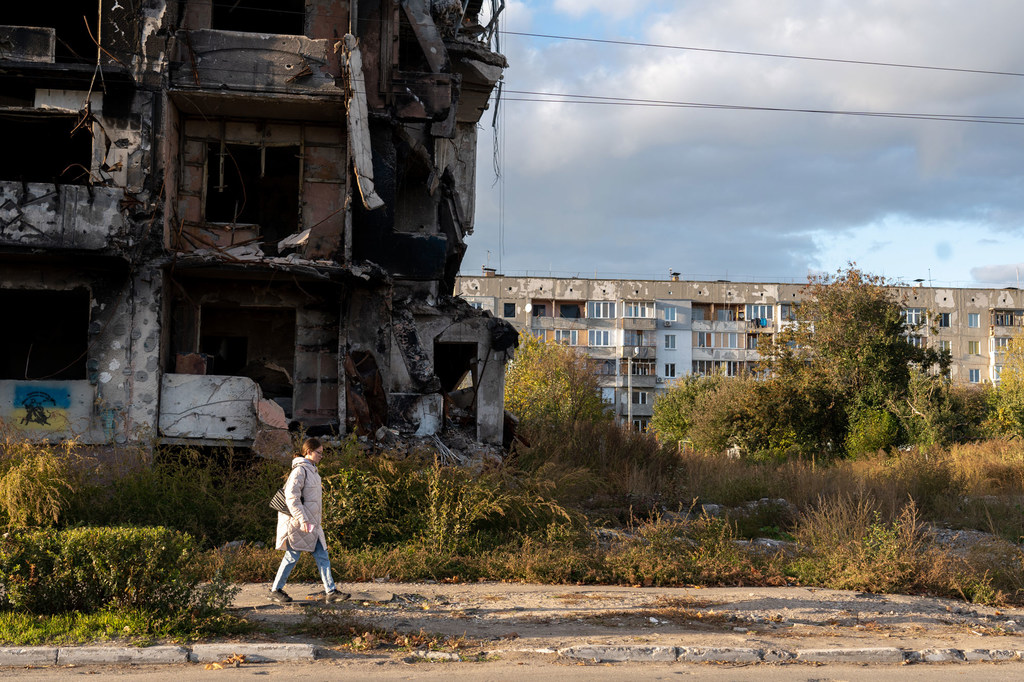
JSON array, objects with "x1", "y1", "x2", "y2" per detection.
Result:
[
  {"x1": 971, "y1": 264, "x2": 1024, "y2": 285},
  {"x1": 466, "y1": 1, "x2": 1024, "y2": 285},
  {"x1": 550, "y1": 0, "x2": 651, "y2": 20}
]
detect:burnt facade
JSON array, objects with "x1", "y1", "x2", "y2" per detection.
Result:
[{"x1": 0, "y1": 0, "x2": 512, "y2": 452}]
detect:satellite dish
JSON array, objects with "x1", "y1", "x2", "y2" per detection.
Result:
[{"x1": 524, "y1": 303, "x2": 532, "y2": 313}]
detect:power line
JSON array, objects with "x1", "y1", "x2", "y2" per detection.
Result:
[
  {"x1": 502, "y1": 30, "x2": 1024, "y2": 79},
  {"x1": 499, "y1": 89, "x2": 1024, "y2": 125}
]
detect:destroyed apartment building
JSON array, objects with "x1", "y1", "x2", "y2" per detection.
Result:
[{"x1": 0, "y1": 0, "x2": 514, "y2": 456}]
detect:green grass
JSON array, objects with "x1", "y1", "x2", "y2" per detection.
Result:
[{"x1": 0, "y1": 608, "x2": 254, "y2": 646}]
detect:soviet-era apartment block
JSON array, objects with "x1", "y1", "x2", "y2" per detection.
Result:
[
  {"x1": 459, "y1": 273, "x2": 1007, "y2": 430},
  {"x1": 1, "y1": 1, "x2": 513, "y2": 453}
]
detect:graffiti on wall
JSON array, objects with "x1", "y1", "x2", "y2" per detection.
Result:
[{"x1": 12, "y1": 385, "x2": 71, "y2": 430}]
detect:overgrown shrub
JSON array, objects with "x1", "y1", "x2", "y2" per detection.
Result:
[
  {"x1": 0, "y1": 434, "x2": 79, "y2": 527},
  {"x1": 790, "y1": 496, "x2": 926, "y2": 593},
  {"x1": 0, "y1": 526, "x2": 237, "y2": 619},
  {"x1": 69, "y1": 447, "x2": 288, "y2": 547}
]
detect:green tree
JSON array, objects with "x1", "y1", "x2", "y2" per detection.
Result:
[
  {"x1": 754, "y1": 265, "x2": 949, "y2": 457},
  {"x1": 504, "y1": 336, "x2": 610, "y2": 428},
  {"x1": 649, "y1": 374, "x2": 722, "y2": 445},
  {"x1": 994, "y1": 335, "x2": 1024, "y2": 437},
  {"x1": 761, "y1": 266, "x2": 947, "y2": 407}
]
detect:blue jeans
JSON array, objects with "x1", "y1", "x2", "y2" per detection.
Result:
[{"x1": 272, "y1": 539, "x2": 336, "y2": 593}]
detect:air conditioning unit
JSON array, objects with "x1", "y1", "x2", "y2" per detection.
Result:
[
  {"x1": 663, "y1": 320, "x2": 672, "y2": 327},
  {"x1": 656, "y1": 377, "x2": 665, "y2": 383}
]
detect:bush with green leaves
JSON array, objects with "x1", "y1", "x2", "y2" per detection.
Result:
[{"x1": 0, "y1": 526, "x2": 236, "y2": 619}]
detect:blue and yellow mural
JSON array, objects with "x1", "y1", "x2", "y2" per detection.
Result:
[{"x1": 12, "y1": 385, "x2": 72, "y2": 431}]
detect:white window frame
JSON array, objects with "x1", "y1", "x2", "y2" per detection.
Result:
[
  {"x1": 631, "y1": 390, "x2": 648, "y2": 405},
  {"x1": 554, "y1": 330, "x2": 578, "y2": 346},
  {"x1": 664, "y1": 306, "x2": 677, "y2": 322},
  {"x1": 746, "y1": 304, "x2": 773, "y2": 321},
  {"x1": 587, "y1": 301, "x2": 616, "y2": 319},
  {"x1": 903, "y1": 308, "x2": 923, "y2": 326},
  {"x1": 664, "y1": 334, "x2": 676, "y2": 350},
  {"x1": 588, "y1": 329, "x2": 611, "y2": 347},
  {"x1": 717, "y1": 332, "x2": 740, "y2": 349},
  {"x1": 969, "y1": 368, "x2": 980, "y2": 383},
  {"x1": 664, "y1": 363, "x2": 676, "y2": 378},
  {"x1": 623, "y1": 301, "x2": 655, "y2": 318},
  {"x1": 968, "y1": 340, "x2": 980, "y2": 355},
  {"x1": 968, "y1": 313, "x2": 980, "y2": 328}
]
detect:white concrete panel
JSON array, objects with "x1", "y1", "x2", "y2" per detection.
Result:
[{"x1": 158, "y1": 374, "x2": 259, "y2": 440}]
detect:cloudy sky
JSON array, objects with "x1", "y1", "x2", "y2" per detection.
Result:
[{"x1": 459, "y1": 0, "x2": 1024, "y2": 287}]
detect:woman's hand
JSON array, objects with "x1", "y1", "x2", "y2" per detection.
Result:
[{"x1": 302, "y1": 522, "x2": 316, "y2": 533}]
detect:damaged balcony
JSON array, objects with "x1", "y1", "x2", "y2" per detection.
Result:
[
  {"x1": 167, "y1": 116, "x2": 347, "y2": 261},
  {"x1": 170, "y1": 30, "x2": 341, "y2": 98}
]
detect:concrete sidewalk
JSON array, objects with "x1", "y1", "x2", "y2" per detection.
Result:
[{"x1": 4, "y1": 582, "x2": 1024, "y2": 667}]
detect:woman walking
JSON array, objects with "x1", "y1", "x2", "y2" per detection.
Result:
[{"x1": 269, "y1": 437, "x2": 346, "y2": 603}]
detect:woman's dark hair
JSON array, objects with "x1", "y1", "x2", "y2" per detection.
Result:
[{"x1": 301, "y1": 437, "x2": 323, "y2": 457}]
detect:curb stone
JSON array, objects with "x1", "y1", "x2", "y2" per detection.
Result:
[
  {"x1": 188, "y1": 643, "x2": 319, "y2": 663},
  {"x1": 558, "y1": 646, "x2": 676, "y2": 662},
  {"x1": 4, "y1": 643, "x2": 1024, "y2": 667},
  {"x1": 679, "y1": 647, "x2": 762, "y2": 663},
  {"x1": 796, "y1": 647, "x2": 905, "y2": 664},
  {"x1": 0, "y1": 647, "x2": 57, "y2": 666},
  {"x1": 963, "y1": 649, "x2": 1019, "y2": 661},
  {"x1": 57, "y1": 646, "x2": 189, "y2": 665}
]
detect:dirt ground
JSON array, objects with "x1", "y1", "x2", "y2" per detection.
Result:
[{"x1": 230, "y1": 581, "x2": 1024, "y2": 655}]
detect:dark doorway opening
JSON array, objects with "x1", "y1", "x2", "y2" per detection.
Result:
[
  {"x1": 211, "y1": 0, "x2": 305, "y2": 36},
  {"x1": 0, "y1": 288, "x2": 89, "y2": 380},
  {"x1": 199, "y1": 305, "x2": 297, "y2": 405},
  {"x1": 0, "y1": 114, "x2": 92, "y2": 185},
  {"x1": 205, "y1": 143, "x2": 300, "y2": 254},
  {"x1": 434, "y1": 342, "x2": 477, "y2": 393}
]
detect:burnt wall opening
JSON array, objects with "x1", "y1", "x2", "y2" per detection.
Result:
[
  {"x1": 200, "y1": 305, "x2": 297, "y2": 404},
  {"x1": 434, "y1": 341, "x2": 477, "y2": 392},
  {"x1": 205, "y1": 143, "x2": 300, "y2": 254},
  {"x1": 0, "y1": 288, "x2": 89, "y2": 380},
  {"x1": 4, "y1": 6, "x2": 98, "y2": 63},
  {"x1": 0, "y1": 114, "x2": 92, "y2": 185},
  {"x1": 211, "y1": 0, "x2": 305, "y2": 35}
]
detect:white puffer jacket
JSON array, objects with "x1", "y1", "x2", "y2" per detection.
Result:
[{"x1": 274, "y1": 457, "x2": 328, "y2": 552}]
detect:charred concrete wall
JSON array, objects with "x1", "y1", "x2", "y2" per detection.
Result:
[{"x1": 0, "y1": 0, "x2": 513, "y2": 449}]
